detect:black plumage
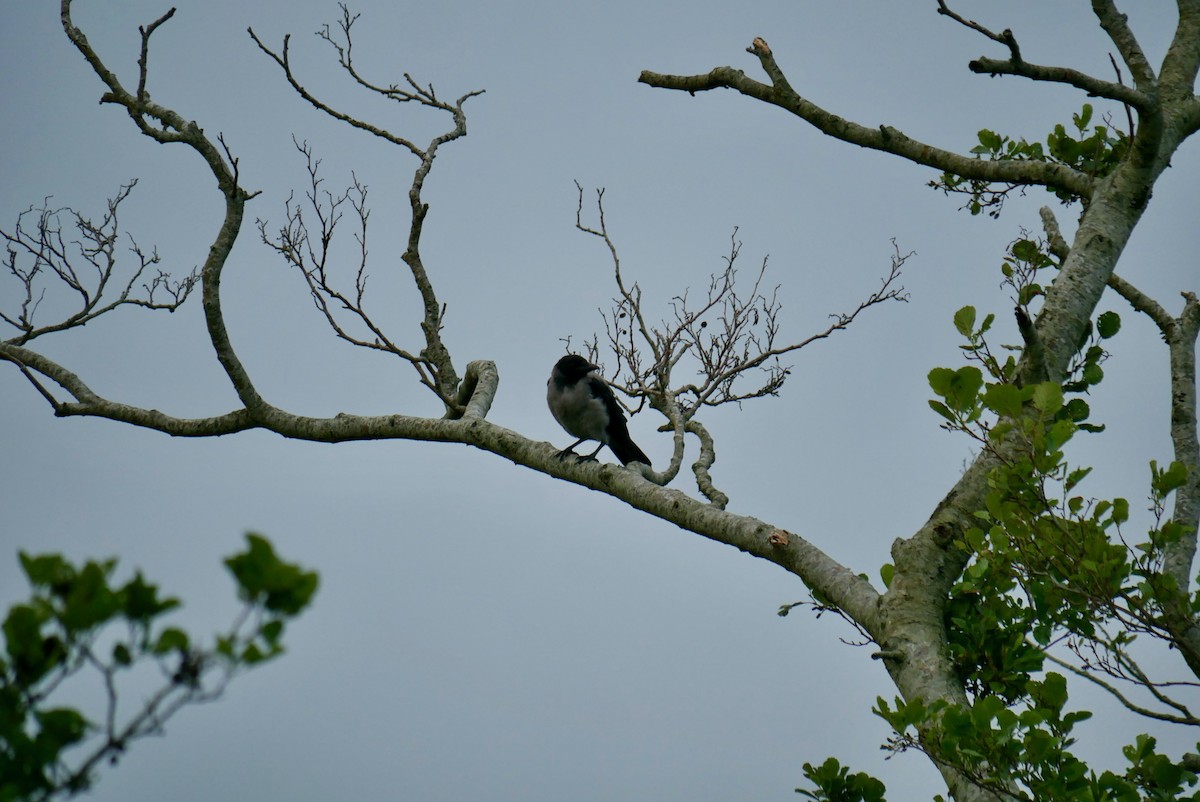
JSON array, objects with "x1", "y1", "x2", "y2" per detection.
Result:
[{"x1": 546, "y1": 355, "x2": 651, "y2": 466}]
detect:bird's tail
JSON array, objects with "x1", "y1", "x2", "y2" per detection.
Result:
[{"x1": 609, "y1": 425, "x2": 651, "y2": 467}]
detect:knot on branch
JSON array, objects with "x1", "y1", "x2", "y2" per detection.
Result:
[{"x1": 748, "y1": 37, "x2": 771, "y2": 58}]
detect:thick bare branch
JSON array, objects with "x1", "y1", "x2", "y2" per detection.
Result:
[
  {"x1": 59, "y1": 0, "x2": 273, "y2": 423},
  {"x1": 0, "y1": 342, "x2": 255, "y2": 435},
  {"x1": 638, "y1": 38, "x2": 1094, "y2": 203},
  {"x1": 1092, "y1": 0, "x2": 1157, "y2": 87},
  {"x1": 1161, "y1": 1, "x2": 1200, "y2": 119},
  {"x1": 967, "y1": 56, "x2": 1152, "y2": 110},
  {"x1": 938, "y1": 1, "x2": 1151, "y2": 109},
  {"x1": 1038, "y1": 206, "x2": 1071, "y2": 261}
]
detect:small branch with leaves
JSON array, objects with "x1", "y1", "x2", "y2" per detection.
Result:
[
  {"x1": 0, "y1": 535, "x2": 317, "y2": 802},
  {"x1": 638, "y1": 36, "x2": 1095, "y2": 207}
]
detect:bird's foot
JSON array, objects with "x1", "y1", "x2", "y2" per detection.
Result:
[
  {"x1": 555, "y1": 448, "x2": 577, "y2": 461},
  {"x1": 575, "y1": 454, "x2": 599, "y2": 464}
]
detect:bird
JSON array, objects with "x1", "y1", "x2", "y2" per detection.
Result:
[{"x1": 547, "y1": 354, "x2": 651, "y2": 467}]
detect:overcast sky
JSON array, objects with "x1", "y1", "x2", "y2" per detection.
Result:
[{"x1": 2, "y1": 2, "x2": 1197, "y2": 800}]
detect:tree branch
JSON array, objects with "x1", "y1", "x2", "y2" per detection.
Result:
[
  {"x1": 638, "y1": 38, "x2": 1094, "y2": 203},
  {"x1": 938, "y1": 1, "x2": 1151, "y2": 109},
  {"x1": 966, "y1": 56, "x2": 1152, "y2": 111},
  {"x1": 60, "y1": 0, "x2": 274, "y2": 425},
  {"x1": 1092, "y1": 0, "x2": 1157, "y2": 87},
  {"x1": 251, "y1": 8, "x2": 484, "y2": 413},
  {"x1": 1039, "y1": 207, "x2": 1200, "y2": 676},
  {"x1": 934, "y1": 1, "x2": 1020, "y2": 57},
  {"x1": 574, "y1": 186, "x2": 908, "y2": 501},
  {"x1": 1, "y1": 183, "x2": 197, "y2": 347}
]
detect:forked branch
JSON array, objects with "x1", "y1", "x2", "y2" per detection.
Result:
[
  {"x1": 638, "y1": 37, "x2": 1094, "y2": 204},
  {"x1": 256, "y1": 139, "x2": 453, "y2": 403},
  {"x1": 250, "y1": 6, "x2": 485, "y2": 413},
  {"x1": 938, "y1": 0, "x2": 1152, "y2": 110},
  {"x1": 1, "y1": 182, "x2": 197, "y2": 348},
  {"x1": 574, "y1": 184, "x2": 908, "y2": 505}
]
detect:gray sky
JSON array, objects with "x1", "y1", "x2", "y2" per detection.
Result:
[{"x1": 2, "y1": 2, "x2": 1197, "y2": 800}]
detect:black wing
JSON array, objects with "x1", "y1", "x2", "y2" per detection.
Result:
[{"x1": 587, "y1": 376, "x2": 651, "y2": 466}]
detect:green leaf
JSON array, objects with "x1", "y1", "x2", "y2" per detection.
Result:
[
  {"x1": 1151, "y1": 460, "x2": 1189, "y2": 497},
  {"x1": 240, "y1": 642, "x2": 266, "y2": 664},
  {"x1": 1096, "y1": 310, "x2": 1121, "y2": 339},
  {"x1": 121, "y1": 572, "x2": 181, "y2": 621},
  {"x1": 880, "y1": 563, "x2": 894, "y2": 589},
  {"x1": 928, "y1": 399, "x2": 956, "y2": 422},
  {"x1": 260, "y1": 619, "x2": 285, "y2": 646},
  {"x1": 932, "y1": 366, "x2": 984, "y2": 412},
  {"x1": 3, "y1": 604, "x2": 53, "y2": 682},
  {"x1": 1074, "y1": 103, "x2": 1093, "y2": 131},
  {"x1": 1017, "y1": 283, "x2": 1044, "y2": 306},
  {"x1": 224, "y1": 533, "x2": 319, "y2": 616},
  {"x1": 1111, "y1": 498, "x2": 1129, "y2": 525},
  {"x1": 1010, "y1": 239, "x2": 1041, "y2": 262},
  {"x1": 954, "y1": 305, "x2": 977, "y2": 337},
  {"x1": 60, "y1": 561, "x2": 120, "y2": 633},
  {"x1": 35, "y1": 707, "x2": 90, "y2": 749},
  {"x1": 1064, "y1": 467, "x2": 1092, "y2": 493},
  {"x1": 1032, "y1": 382, "x2": 1063, "y2": 415},
  {"x1": 982, "y1": 383, "x2": 1026, "y2": 417},
  {"x1": 928, "y1": 367, "x2": 955, "y2": 397},
  {"x1": 977, "y1": 129, "x2": 1002, "y2": 152},
  {"x1": 1036, "y1": 672, "x2": 1069, "y2": 712},
  {"x1": 1063, "y1": 398, "x2": 1090, "y2": 422},
  {"x1": 797, "y1": 757, "x2": 887, "y2": 802},
  {"x1": 17, "y1": 553, "x2": 75, "y2": 591},
  {"x1": 153, "y1": 627, "x2": 190, "y2": 655}
]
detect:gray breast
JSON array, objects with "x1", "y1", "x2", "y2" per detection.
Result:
[{"x1": 547, "y1": 375, "x2": 609, "y2": 442}]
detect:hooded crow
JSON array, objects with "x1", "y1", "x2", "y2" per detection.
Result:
[{"x1": 547, "y1": 355, "x2": 651, "y2": 466}]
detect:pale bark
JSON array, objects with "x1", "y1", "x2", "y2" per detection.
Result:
[
  {"x1": 637, "y1": 5, "x2": 1198, "y2": 801},
  {"x1": 4, "y1": 4, "x2": 1199, "y2": 801}
]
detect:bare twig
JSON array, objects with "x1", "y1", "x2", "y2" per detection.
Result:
[
  {"x1": 256, "y1": 139, "x2": 449, "y2": 401},
  {"x1": 1, "y1": 182, "x2": 197, "y2": 348},
  {"x1": 251, "y1": 7, "x2": 485, "y2": 414},
  {"x1": 574, "y1": 186, "x2": 909, "y2": 500},
  {"x1": 936, "y1": 0, "x2": 1022, "y2": 63}
]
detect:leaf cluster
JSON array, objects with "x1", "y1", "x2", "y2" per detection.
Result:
[
  {"x1": 795, "y1": 756, "x2": 886, "y2": 802},
  {"x1": 0, "y1": 534, "x2": 317, "y2": 801},
  {"x1": 931, "y1": 104, "x2": 1129, "y2": 217},
  {"x1": 877, "y1": 678, "x2": 1199, "y2": 801},
  {"x1": 891, "y1": 290, "x2": 1200, "y2": 798}
]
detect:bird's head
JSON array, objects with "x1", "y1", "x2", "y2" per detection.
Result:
[{"x1": 553, "y1": 354, "x2": 598, "y2": 382}]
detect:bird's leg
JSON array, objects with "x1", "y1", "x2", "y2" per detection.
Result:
[
  {"x1": 577, "y1": 443, "x2": 605, "y2": 463},
  {"x1": 556, "y1": 438, "x2": 587, "y2": 461}
]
